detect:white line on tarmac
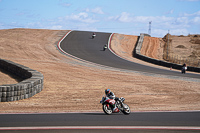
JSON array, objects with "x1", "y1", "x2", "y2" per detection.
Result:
[
  {"x1": 0, "y1": 110, "x2": 200, "y2": 115},
  {"x1": 0, "y1": 126, "x2": 200, "y2": 130}
]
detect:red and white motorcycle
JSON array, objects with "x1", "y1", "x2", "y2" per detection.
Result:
[{"x1": 100, "y1": 96, "x2": 131, "y2": 115}]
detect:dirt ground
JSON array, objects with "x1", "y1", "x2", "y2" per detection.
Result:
[
  {"x1": 141, "y1": 36, "x2": 164, "y2": 60},
  {"x1": 162, "y1": 34, "x2": 200, "y2": 67},
  {"x1": 0, "y1": 29, "x2": 200, "y2": 113},
  {"x1": 170, "y1": 35, "x2": 200, "y2": 61}
]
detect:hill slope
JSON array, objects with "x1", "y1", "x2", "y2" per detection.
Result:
[{"x1": 0, "y1": 29, "x2": 200, "y2": 113}]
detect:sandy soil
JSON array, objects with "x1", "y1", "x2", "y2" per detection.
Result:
[
  {"x1": 141, "y1": 36, "x2": 164, "y2": 60},
  {"x1": 170, "y1": 35, "x2": 200, "y2": 60},
  {"x1": 0, "y1": 29, "x2": 200, "y2": 113},
  {"x1": 170, "y1": 35, "x2": 200, "y2": 67},
  {"x1": 110, "y1": 34, "x2": 167, "y2": 69},
  {"x1": 162, "y1": 34, "x2": 200, "y2": 67}
]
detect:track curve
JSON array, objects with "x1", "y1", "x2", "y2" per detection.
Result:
[
  {"x1": 0, "y1": 31, "x2": 199, "y2": 132},
  {"x1": 60, "y1": 31, "x2": 199, "y2": 79}
]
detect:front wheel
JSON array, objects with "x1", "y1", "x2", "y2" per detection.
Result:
[
  {"x1": 122, "y1": 103, "x2": 131, "y2": 115},
  {"x1": 103, "y1": 103, "x2": 112, "y2": 115}
]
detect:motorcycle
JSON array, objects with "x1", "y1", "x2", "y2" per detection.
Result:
[
  {"x1": 100, "y1": 96, "x2": 131, "y2": 115},
  {"x1": 181, "y1": 66, "x2": 187, "y2": 74},
  {"x1": 92, "y1": 33, "x2": 96, "y2": 39},
  {"x1": 103, "y1": 45, "x2": 107, "y2": 51}
]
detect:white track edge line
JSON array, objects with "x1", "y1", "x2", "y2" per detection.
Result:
[{"x1": 0, "y1": 126, "x2": 200, "y2": 130}]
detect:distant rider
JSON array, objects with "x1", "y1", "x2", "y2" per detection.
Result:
[
  {"x1": 182, "y1": 63, "x2": 187, "y2": 74},
  {"x1": 92, "y1": 32, "x2": 96, "y2": 39},
  {"x1": 103, "y1": 44, "x2": 107, "y2": 51}
]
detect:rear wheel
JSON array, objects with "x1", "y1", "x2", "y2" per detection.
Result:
[
  {"x1": 103, "y1": 103, "x2": 112, "y2": 115},
  {"x1": 122, "y1": 103, "x2": 131, "y2": 115}
]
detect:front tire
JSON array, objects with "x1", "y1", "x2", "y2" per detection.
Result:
[
  {"x1": 122, "y1": 103, "x2": 131, "y2": 115},
  {"x1": 103, "y1": 103, "x2": 112, "y2": 115}
]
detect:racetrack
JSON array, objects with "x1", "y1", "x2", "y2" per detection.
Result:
[
  {"x1": 60, "y1": 31, "x2": 200, "y2": 79},
  {"x1": 0, "y1": 112, "x2": 200, "y2": 132},
  {"x1": 1, "y1": 29, "x2": 200, "y2": 113},
  {"x1": 1, "y1": 29, "x2": 200, "y2": 132}
]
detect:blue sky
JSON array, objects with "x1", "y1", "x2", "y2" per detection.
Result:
[{"x1": 0, "y1": 0, "x2": 200, "y2": 37}]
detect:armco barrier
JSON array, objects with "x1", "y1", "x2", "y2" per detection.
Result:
[
  {"x1": 0, "y1": 59, "x2": 44, "y2": 102},
  {"x1": 135, "y1": 34, "x2": 200, "y2": 73}
]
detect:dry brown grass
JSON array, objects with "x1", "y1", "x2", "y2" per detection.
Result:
[{"x1": 0, "y1": 29, "x2": 200, "y2": 113}]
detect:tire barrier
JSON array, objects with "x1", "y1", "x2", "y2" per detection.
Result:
[
  {"x1": 0, "y1": 59, "x2": 44, "y2": 102},
  {"x1": 135, "y1": 34, "x2": 200, "y2": 73}
]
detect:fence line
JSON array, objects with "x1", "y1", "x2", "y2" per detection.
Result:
[{"x1": 163, "y1": 53, "x2": 200, "y2": 67}]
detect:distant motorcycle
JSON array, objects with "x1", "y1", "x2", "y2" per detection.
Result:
[
  {"x1": 103, "y1": 45, "x2": 107, "y2": 51},
  {"x1": 181, "y1": 66, "x2": 187, "y2": 74},
  {"x1": 100, "y1": 96, "x2": 131, "y2": 115},
  {"x1": 181, "y1": 63, "x2": 187, "y2": 74},
  {"x1": 92, "y1": 33, "x2": 96, "y2": 39}
]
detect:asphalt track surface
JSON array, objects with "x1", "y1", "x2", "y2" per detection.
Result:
[
  {"x1": 0, "y1": 112, "x2": 200, "y2": 132},
  {"x1": 60, "y1": 30, "x2": 200, "y2": 79}
]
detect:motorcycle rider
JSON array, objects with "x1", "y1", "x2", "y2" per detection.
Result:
[
  {"x1": 182, "y1": 63, "x2": 187, "y2": 74},
  {"x1": 92, "y1": 32, "x2": 96, "y2": 39},
  {"x1": 105, "y1": 89, "x2": 119, "y2": 112},
  {"x1": 103, "y1": 44, "x2": 107, "y2": 51}
]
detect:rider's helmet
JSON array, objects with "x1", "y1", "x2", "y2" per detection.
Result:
[{"x1": 105, "y1": 89, "x2": 110, "y2": 95}]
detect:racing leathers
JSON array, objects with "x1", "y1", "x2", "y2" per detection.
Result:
[
  {"x1": 106, "y1": 91, "x2": 118, "y2": 112},
  {"x1": 106, "y1": 91, "x2": 115, "y2": 99}
]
